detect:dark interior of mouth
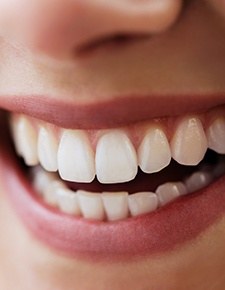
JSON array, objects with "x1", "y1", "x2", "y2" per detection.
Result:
[{"x1": 65, "y1": 150, "x2": 219, "y2": 194}]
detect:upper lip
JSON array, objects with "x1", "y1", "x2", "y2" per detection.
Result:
[{"x1": 0, "y1": 93, "x2": 225, "y2": 129}]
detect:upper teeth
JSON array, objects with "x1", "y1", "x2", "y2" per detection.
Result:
[
  {"x1": 95, "y1": 130, "x2": 137, "y2": 183},
  {"x1": 138, "y1": 126, "x2": 171, "y2": 173},
  {"x1": 58, "y1": 130, "x2": 95, "y2": 183},
  {"x1": 170, "y1": 117, "x2": 208, "y2": 165},
  {"x1": 37, "y1": 127, "x2": 58, "y2": 172},
  {"x1": 207, "y1": 118, "x2": 225, "y2": 154},
  {"x1": 10, "y1": 113, "x2": 225, "y2": 184}
]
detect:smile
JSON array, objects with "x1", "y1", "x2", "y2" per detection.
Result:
[{"x1": 0, "y1": 94, "x2": 225, "y2": 260}]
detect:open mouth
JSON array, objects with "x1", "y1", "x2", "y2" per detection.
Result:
[
  {"x1": 1, "y1": 97, "x2": 225, "y2": 260},
  {"x1": 10, "y1": 110, "x2": 225, "y2": 221}
]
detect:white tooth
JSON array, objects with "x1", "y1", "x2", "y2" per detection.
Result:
[
  {"x1": 77, "y1": 190, "x2": 105, "y2": 221},
  {"x1": 156, "y1": 182, "x2": 187, "y2": 206},
  {"x1": 58, "y1": 130, "x2": 95, "y2": 183},
  {"x1": 43, "y1": 180, "x2": 66, "y2": 207},
  {"x1": 128, "y1": 192, "x2": 158, "y2": 217},
  {"x1": 96, "y1": 130, "x2": 137, "y2": 183},
  {"x1": 102, "y1": 192, "x2": 129, "y2": 221},
  {"x1": 37, "y1": 127, "x2": 58, "y2": 172},
  {"x1": 32, "y1": 166, "x2": 57, "y2": 195},
  {"x1": 170, "y1": 117, "x2": 207, "y2": 165},
  {"x1": 207, "y1": 118, "x2": 225, "y2": 154},
  {"x1": 10, "y1": 116, "x2": 23, "y2": 155},
  {"x1": 138, "y1": 127, "x2": 171, "y2": 173},
  {"x1": 185, "y1": 171, "x2": 212, "y2": 193},
  {"x1": 14, "y1": 116, "x2": 38, "y2": 166},
  {"x1": 56, "y1": 188, "x2": 81, "y2": 216}
]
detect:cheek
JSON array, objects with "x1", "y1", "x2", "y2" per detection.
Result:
[
  {"x1": 0, "y1": 0, "x2": 83, "y2": 58},
  {"x1": 0, "y1": 0, "x2": 35, "y2": 47},
  {"x1": 0, "y1": 0, "x2": 57, "y2": 50},
  {"x1": 206, "y1": 0, "x2": 225, "y2": 18}
]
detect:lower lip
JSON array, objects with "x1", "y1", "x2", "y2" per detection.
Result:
[{"x1": 1, "y1": 136, "x2": 225, "y2": 261}]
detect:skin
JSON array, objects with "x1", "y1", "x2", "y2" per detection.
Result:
[{"x1": 0, "y1": 0, "x2": 225, "y2": 289}]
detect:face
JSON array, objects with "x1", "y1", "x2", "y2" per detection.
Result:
[{"x1": 0, "y1": 1, "x2": 225, "y2": 289}]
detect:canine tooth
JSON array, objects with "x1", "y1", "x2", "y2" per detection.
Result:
[
  {"x1": 32, "y1": 166, "x2": 57, "y2": 195},
  {"x1": 156, "y1": 182, "x2": 187, "y2": 206},
  {"x1": 185, "y1": 171, "x2": 212, "y2": 193},
  {"x1": 43, "y1": 180, "x2": 66, "y2": 206},
  {"x1": 102, "y1": 192, "x2": 129, "y2": 221},
  {"x1": 96, "y1": 130, "x2": 137, "y2": 183},
  {"x1": 10, "y1": 117, "x2": 22, "y2": 155},
  {"x1": 56, "y1": 188, "x2": 81, "y2": 215},
  {"x1": 77, "y1": 190, "x2": 105, "y2": 221},
  {"x1": 15, "y1": 116, "x2": 38, "y2": 166},
  {"x1": 58, "y1": 130, "x2": 95, "y2": 183},
  {"x1": 207, "y1": 118, "x2": 225, "y2": 154},
  {"x1": 128, "y1": 192, "x2": 158, "y2": 217},
  {"x1": 171, "y1": 117, "x2": 207, "y2": 166},
  {"x1": 37, "y1": 127, "x2": 58, "y2": 172},
  {"x1": 138, "y1": 127, "x2": 171, "y2": 173}
]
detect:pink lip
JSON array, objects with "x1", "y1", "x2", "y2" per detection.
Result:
[
  {"x1": 0, "y1": 94, "x2": 225, "y2": 129},
  {"x1": 1, "y1": 129, "x2": 225, "y2": 261}
]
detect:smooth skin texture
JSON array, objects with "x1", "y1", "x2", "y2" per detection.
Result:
[{"x1": 0, "y1": 0, "x2": 225, "y2": 289}]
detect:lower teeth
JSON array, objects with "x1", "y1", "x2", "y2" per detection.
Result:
[{"x1": 30, "y1": 154, "x2": 225, "y2": 222}]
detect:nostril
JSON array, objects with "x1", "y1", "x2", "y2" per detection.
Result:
[{"x1": 75, "y1": 33, "x2": 152, "y2": 56}]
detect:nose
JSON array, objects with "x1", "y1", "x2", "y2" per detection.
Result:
[{"x1": 1, "y1": 0, "x2": 183, "y2": 59}]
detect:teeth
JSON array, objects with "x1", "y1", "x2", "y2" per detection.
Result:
[
  {"x1": 171, "y1": 117, "x2": 208, "y2": 166},
  {"x1": 128, "y1": 192, "x2": 158, "y2": 217},
  {"x1": 185, "y1": 171, "x2": 212, "y2": 193},
  {"x1": 56, "y1": 188, "x2": 81, "y2": 215},
  {"x1": 31, "y1": 166, "x2": 57, "y2": 195},
  {"x1": 96, "y1": 130, "x2": 137, "y2": 183},
  {"x1": 12, "y1": 114, "x2": 224, "y2": 185},
  {"x1": 138, "y1": 127, "x2": 171, "y2": 173},
  {"x1": 102, "y1": 192, "x2": 129, "y2": 221},
  {"x1": 58, "y1": 130, "x2": 95, "y2": 183},
  {"x1": 13, "y1": 116, "x2": 39, "y2": 166},
  {"x1": 43, "y1": 180, "x2": 66, "y2": 206},
  {"x1": 37, "y1": 127, "x2": 58, "y2": 172},
  {"x1": 31, "y1": 161, "x2": 218, "y2": 221},
  {"x1": 207, "y1": 118, "x2": 225, "y2": 154},
  {"x1": 12, "y1": 112, "x2": 225, "y2": 221},
  {"x1": 77, "y1": 190, "x2": 105, "y2": 221},
  {"x1": 10, "y1": 117, "x2": 23, "y2": 156},
  {"x1": 156, "y1": 182, "x2": 187, "y2": 206}
]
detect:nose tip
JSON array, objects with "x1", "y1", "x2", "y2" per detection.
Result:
[{"x1": 3, "y1": 0, "x2": 183, "y2": 59}]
